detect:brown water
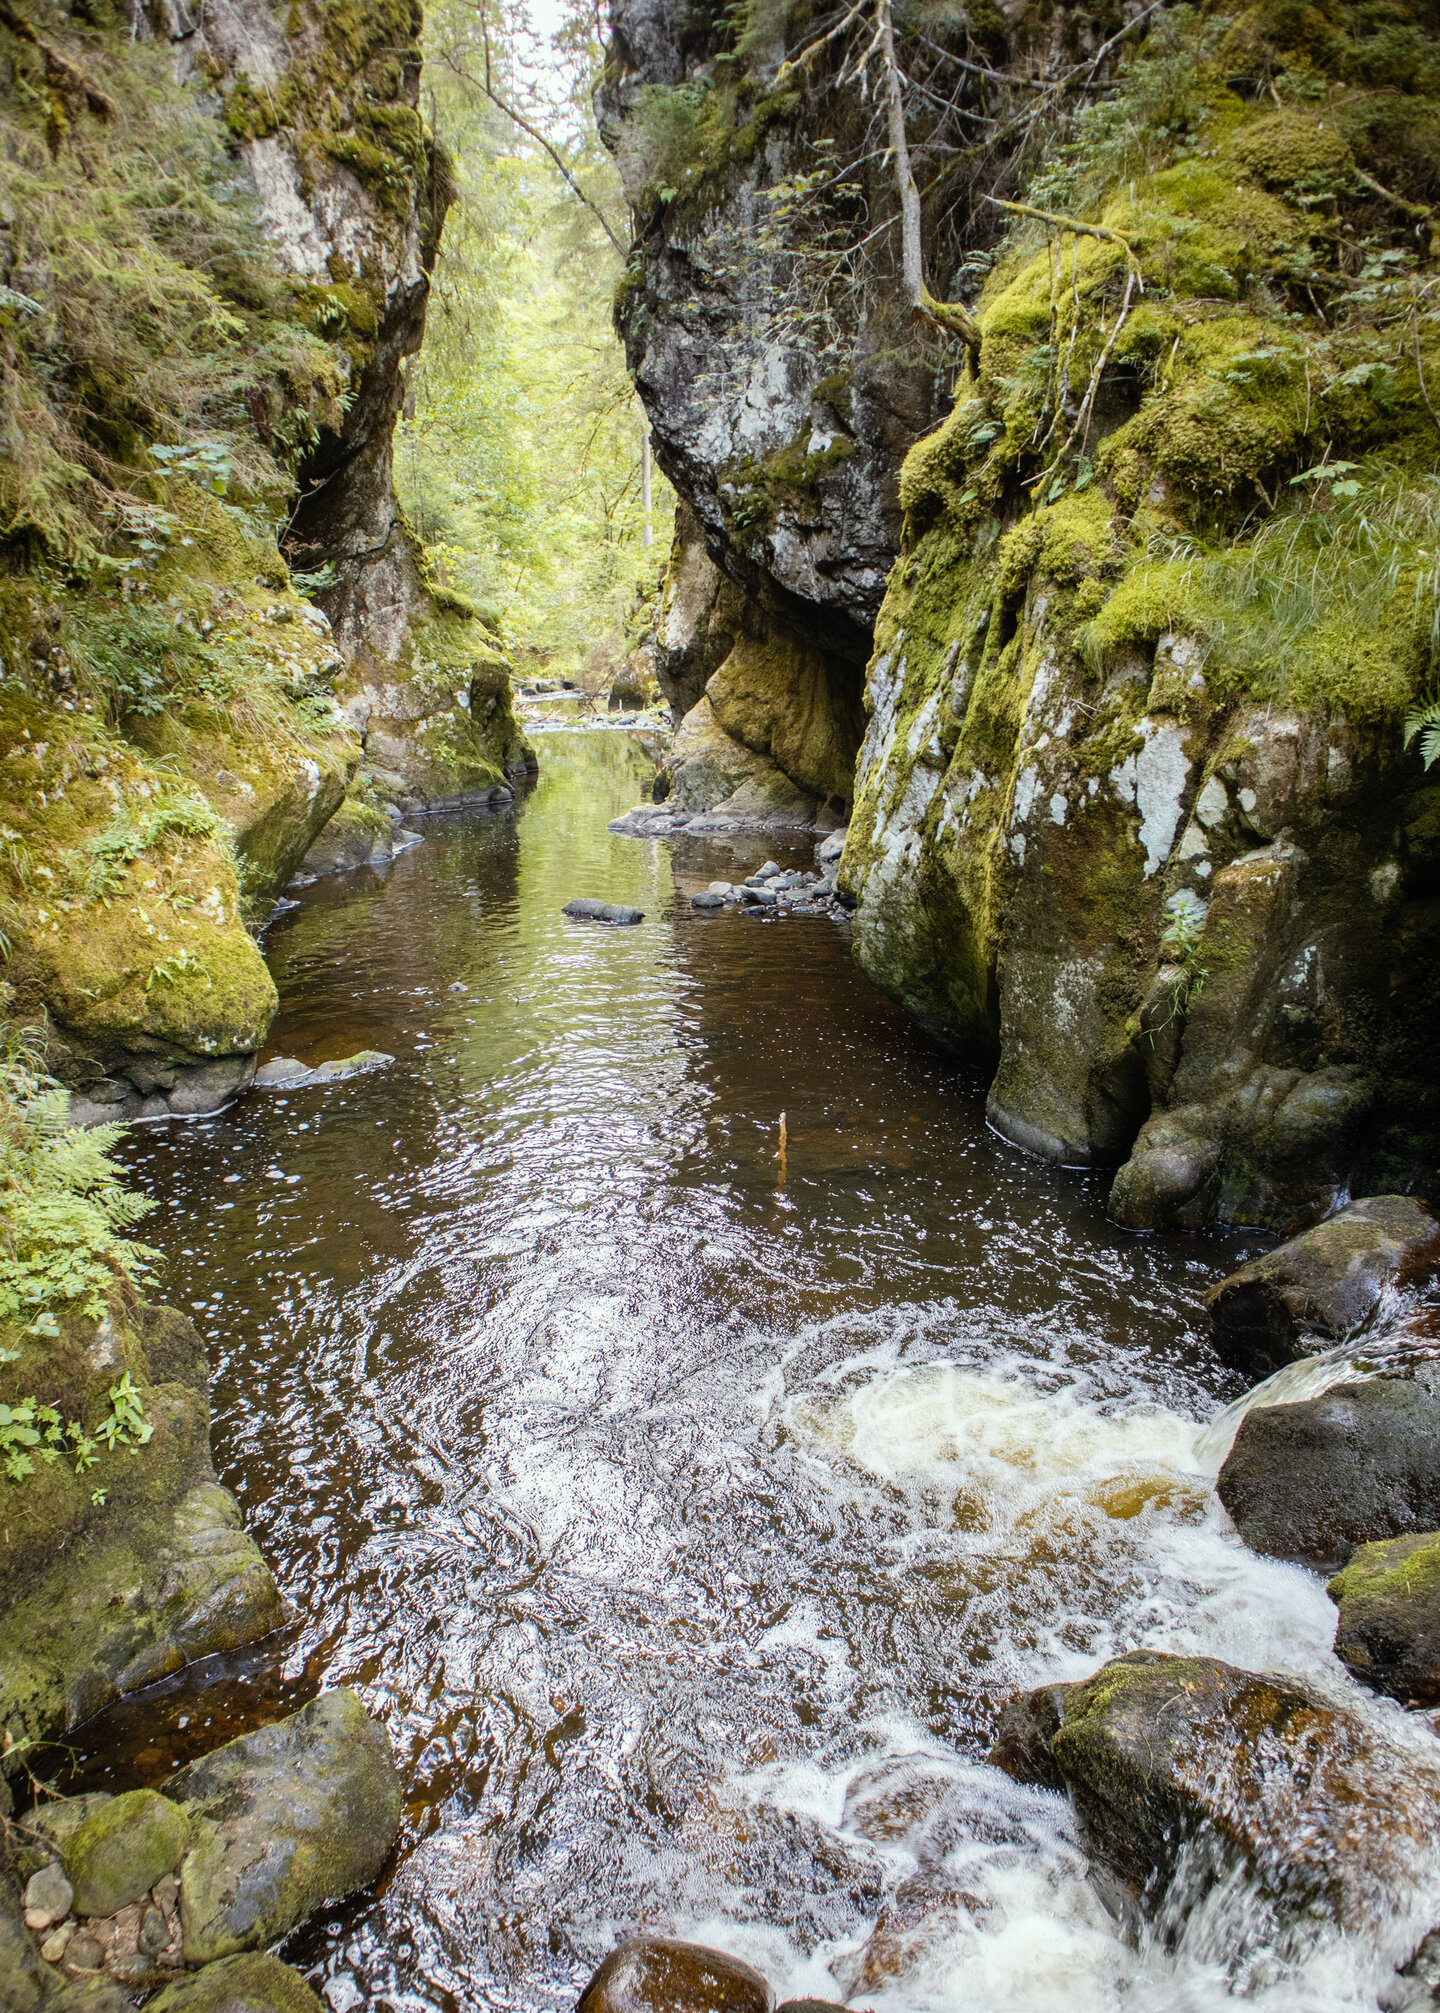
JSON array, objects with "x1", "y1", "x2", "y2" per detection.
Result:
[{"x1": 79, "y1": 729, "x2": 1429, "y2": 2013}]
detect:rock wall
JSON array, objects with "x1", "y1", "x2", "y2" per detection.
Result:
[
  {"x1": 0, "y1": 0, "x2": 527, "y2": 1118},
  {"x1": 605, "y1": 0, "x2": 1440, "y2": 1230}
]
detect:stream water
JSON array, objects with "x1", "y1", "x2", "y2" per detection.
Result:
[{"x1": 69, "y1": 730, "x2": 1440, "y2": 2013}]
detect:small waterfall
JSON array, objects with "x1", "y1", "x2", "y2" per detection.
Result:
[{"x1": 1195, "y1": 1292, "x2": 1440, "y2": 1474}]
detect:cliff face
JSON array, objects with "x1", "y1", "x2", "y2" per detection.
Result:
[
  {"x1": 0, "y1": 0, "x2": 526, "y2": 1119},
  {"x1": 609, "y1": 0, "x2": 1440, "y2": 1230}
]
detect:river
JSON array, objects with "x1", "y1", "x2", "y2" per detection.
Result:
[{"x1": 69, "y1": 729, "x2": 1423, "y2": 2013}]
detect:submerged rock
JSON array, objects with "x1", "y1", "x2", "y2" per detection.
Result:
[
  {"x1": 63, "y1": 1789, "x2": 189, "y2": 1918},
  {"x1": 164, "y1": 1688, "x2": 400, "y2": 1964},
  {"x1": 1216, "y1": 1375, "x2": 1440, "y2": 1570},
  {"x1": 690, "y1": 891, "x2": 726, "y2": 910},
  {"x1": 252, "y1": 1051, "x2": 394, "y2": 1089},
  {"x1": 1207, "y1": 1196, "x2": 1440, "y2": 1382},
  {"x1": 562, "y1": 899, "x2": 644, "y2": 925},
  {"x1": 148, "y1": 1951, "x2": 325, "y2": 2013},
  {"x1": 990, "y1": 1650, "x2": 1440, "y2": 1944},
  {"x1": 1329, "y1": 1529, "x2": 1440, "y2": 1705},
  {"x1": 576, "y1": 1937, "x2": 771, "y2": 2013}
]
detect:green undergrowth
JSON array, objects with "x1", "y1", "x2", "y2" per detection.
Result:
[
  {"x1": 893, "y1": 0, "x2": 1440, "y2": 725},
  {"x1": 0, "y1": 1013, "x2": 156, "y2": 1340}
]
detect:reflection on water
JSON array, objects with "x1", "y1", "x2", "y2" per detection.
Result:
[{"x1": 79, "y1": 731, "x2": 1421, "y2": 2013}]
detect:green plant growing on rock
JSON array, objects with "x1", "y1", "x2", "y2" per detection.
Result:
[{"x1": 0, "y1": 1018, "x2": 158, "y2": 1329}]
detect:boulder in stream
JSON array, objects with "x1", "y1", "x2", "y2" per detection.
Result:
[
  {"x1": 1329, "y1": 1529, "x2": 1440, "y2": 1705},
  {"x1": 164, "y1": 1688, "x2": 400, "y2": 1964},
  {"x1": 1207, "y1": 1196, "x2": 1440, "y2": 1382},
  {"x1": 253, "y1": 1051, "x2": 393, "y2": 1089},
  {"x1": 62, "y1": 1788, "x2": 190, "y2": 1917},
  {"x1": 989, "y1": 1650, "x2": 1440, "y2": 1947},
  {"x1": 576, "y1": 1937, "x2": 771, "y2": 2013},
  {"x1": 1216, "y1": 1374, "x2": 1440, "y2": 1570}
]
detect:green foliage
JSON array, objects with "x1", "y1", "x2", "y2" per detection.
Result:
[
  {"x1": 395, "y1": 0, "x2": 673, "y2": 678},
  {"x1": 1405, "y1": 697, "x2": 1440, "y2": 767},
  {"x1": 0, "y1": 1022, "x2": 158, "y2": 1331}
]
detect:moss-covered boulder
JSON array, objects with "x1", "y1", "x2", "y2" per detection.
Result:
[
  {"x1": 1206, "y1": 1195, "x2": 1440, "y2": 1382},
  {"x1": 990, "y1": 1650, "x2": 1440, "y2": 1944},
  {"x1": 292, "y1": 794, "x2": 397, "y2": 881},
  {"x1": 165, "y1": 1689, "x2": 400, "y2": 1964},
  {"x1": 1328, "y1": 1529, "x2": 1440, "y2": 1705},
  {"x1": 148, "y1": 1952, "x2": 325, "y2": 2013},
  {"x1": 0, "y1": 1295, "x2": 284, "y2": 1770},
  {"x1": 63, "y1": 1789, "x2": 190, "y2": 1919},
  {"x1": 1216, "y1": 1375, "x2": 1440, "y2": 1571}
]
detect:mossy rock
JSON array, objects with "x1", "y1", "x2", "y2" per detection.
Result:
[
  {"x1": 1206, "y1": 1194, "x2": 1440, "y2": 1383},
  {"x1": 64, "y1": 1787, "x2": 190, "y2": 1917},
  {"x1": 166, "y1": 1689, "x2": 400, "y2": 1964},
  {"x1": 148, "y1": 1951, "x2": 326, "y2": 2013},
  {"x1": 1329, "y1": 1528, "x2": 1440, "y2": 1705},
  {"x1": 992, "y1": 1650, "x2": 1440, "y2": 1938}
]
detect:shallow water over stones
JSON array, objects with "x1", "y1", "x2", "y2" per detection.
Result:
[{"x1": 59, "y1": 731, "x2": 1440, "y2": 2013}]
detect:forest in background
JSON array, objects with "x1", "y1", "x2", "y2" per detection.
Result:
[{"x1": 396, "y1": 0, "x2": 675, "y2": 689}]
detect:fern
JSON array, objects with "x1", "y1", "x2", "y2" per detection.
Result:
[
  {"x1": 1405, "y1": 699, "x2": 1440, "y2": 770},
  {"x1": 0, "y1": 1020, "x2": 159, "y2": 1327}
]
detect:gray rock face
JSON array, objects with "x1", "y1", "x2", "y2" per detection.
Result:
[
  {"x1": 1216, "y1": 1376, "x2": 1440, "y2": 1570},
  {"x1": 65, "y1": 1055, "x2": 258, "y2": 1129},
  {"x1": 165, "y1": 1689, "x2": 401, "y2": 1964},
  {"x1": 989, "y1": 1651, "x2": 1440, "y2": 1955},
  {"x1": 577, "y1": 1938, "x2": 771, "y2": 2013},
  {"x1": 1207, "y1": 1195, "x2": 1440, "y2": 1382}
]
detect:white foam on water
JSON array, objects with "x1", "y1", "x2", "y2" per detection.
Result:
[{"x1": 707, "y1": 1349, "x2": 1440, "y2": 2013}]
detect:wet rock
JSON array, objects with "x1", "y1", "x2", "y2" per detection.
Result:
[
  {"x1": 1328, "y1": 1529, "x2": 1440, "y2": 1705},
  {"x1": 841, "y1": 1755, "x2": 956, "y2": 1842},
  {"x1": 64, "y1": 1788, "x2": 190, "y2": 1918},
  {"x1": 563, "y1": 899, "x2": 644, "y2": 925},
  {"x1": 834, "y1": 1875, "x2": 990, "y2": 1996},
  {"x1": 757, "y1": 863, "x2": 781, "y2": 881},
  {"x1": 1216, "y1": 1375, "x2": 1440, "y2": 1570},
  {"x1": 1207, "y1": 1196, "x2": 1440, "y2": 1382},
  {"x1": 990, "y1": 1650, "x2": 1440, "y2": 1940},
  {"x1": 164, "y1": 1688, "x2": 400, "y2": 1964},
  {"x1": 691, "y1": 891, "x2": 726, "y2": 910},
  {"x1": 986, "y1": 1686, "x2": 1067, "y2": 1793},
  {"x1": 576, "y1": 1936, "x2": 771, "y2": 2013},
  {"x1": 148, "y1": 1950, "x2": 326, "y2": 2013},
  {"x1": 252, "y1": 1051, "x2": 393, "y2": 1090},
  {"x1": 775, "y1": 2003, "x2": 849, "y2": 2013},
  {"x1": 815, "y1": 830, "x2": 846, "y2": 868}
]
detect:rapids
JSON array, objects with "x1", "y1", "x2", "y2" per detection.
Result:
[{"x1": 55, "y1": 730, "x2": 1440, "y2": 2013}]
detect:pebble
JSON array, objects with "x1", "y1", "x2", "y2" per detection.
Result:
[
  {"x1": 24, "y1": 1862, "x2": 72, "y2": 1929},
  {"x1": 39, "y1": 1923, "x2": 72, "y2": 1963},
  {"x1": 757, "y1": 861, "x2": 781, "y2": 879},
  {"x1": 577, "y1": 1937, "x2": 770, "y2": 2013},
  {"x1": 706, "y1": 881, "x2": 734, "y2": 896},
  {"x1": 65, "y1": 1934, "x2": 104, "y2": 1974}
]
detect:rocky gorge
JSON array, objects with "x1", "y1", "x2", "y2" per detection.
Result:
[{"x1": 4, "y1": 0, "x2": 1440, "y2": 2008}]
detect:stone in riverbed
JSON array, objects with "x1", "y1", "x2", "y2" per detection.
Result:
[
  {"x1": 148, "y1": 1951, "x2": 326, "y2": 2013},
  {"x1": 1328, "y1": 1528, "x2": 1440, "y2": 1704},
  {"x1": 22, "y1": 1860, "x2": 72, "y2": 1928},
  {"x1": 63, "y1": 1787, "x2": 190, "y2": 1918},
  {"x1": 165, "y1": 1689, "x2": 399, "y2": 1963},
  {"x1": 1216, "y1": 1374, "x2": 1440, "y2": 1570},
  {"x1": 989, "y1": 1650, "x2": 1440, "y2": 1944},
  {"x1": 253, "y1": 1051, "x2": 393, "y2": 1089},
  {"x1": 562, "y1": 898, "x2": 644, "y2": 924},
  {"x1": 691, "y1": 891, "x2": 725, "y2": 909},
  {"x1": 576, "y1": 1937, "x2": 771, "y2": 2013},
  {"x1": 1207, "y1": 1195, "x2": 1440, "y2": 1383}
]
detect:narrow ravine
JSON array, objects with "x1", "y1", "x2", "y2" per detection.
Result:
[{"x1": 36, "y1": 730, "x2": 1423, "y2": 2013}]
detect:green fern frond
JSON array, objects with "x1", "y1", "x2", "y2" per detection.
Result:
[{"x1": 1404, "y1": 699, "x2": 1440, "y2": 770}]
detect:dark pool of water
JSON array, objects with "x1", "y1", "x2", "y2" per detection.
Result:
[{"x1": 66, "y1": 729, "x2": 1322, "y2": 2013}]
